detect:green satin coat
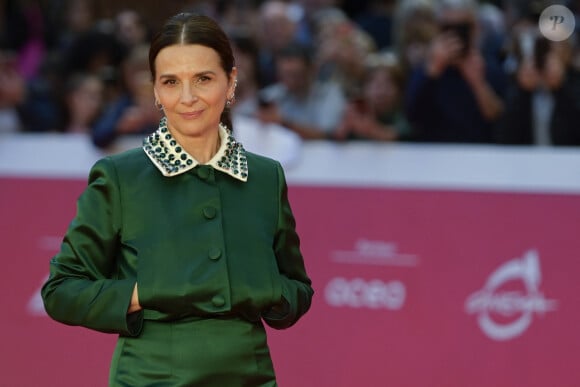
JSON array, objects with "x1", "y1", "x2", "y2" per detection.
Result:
[{"x1": 41, "y1": 148, "x2": 313, "y2": 382}]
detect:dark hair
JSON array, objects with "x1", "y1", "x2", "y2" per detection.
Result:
[{"x1": 149, "y1": 13, "x2": 235, "y2": 129}]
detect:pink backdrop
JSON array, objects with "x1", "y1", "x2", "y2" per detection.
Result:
[{"x1": 2, "y1": 177, "x2": 579, "y2": 386}]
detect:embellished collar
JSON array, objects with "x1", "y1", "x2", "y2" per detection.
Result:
[{"x1": 142, "y1": 117, "x2": 248, "y2": 181}]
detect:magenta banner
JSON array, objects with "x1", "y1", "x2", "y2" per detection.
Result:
[{"x1": 2, "y1": 177, "x2": 579, "y2": 386}]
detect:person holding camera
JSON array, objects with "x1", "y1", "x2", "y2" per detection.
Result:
[
  {"x1": 495, "y1": 25, "x2": 580, "y2": 146},
  {"x1": 404, "y1": 0, "x2": 506, "y2": 143}
]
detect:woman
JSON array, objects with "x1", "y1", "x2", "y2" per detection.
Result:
[{"x1": 41, "y1": 13, "x2": 314, "y2": 386}]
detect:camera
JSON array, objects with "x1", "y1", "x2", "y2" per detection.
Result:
[{"x1": 440, "y1": 22, "x2": 473, "y2": 58}]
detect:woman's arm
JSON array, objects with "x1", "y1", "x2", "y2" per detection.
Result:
[
  {"x1": 41, "y1": 158, "x2": 143, "y2": 336},
  {"x1": 262, "y1": 162, "x2": 314, "y2": 329}
]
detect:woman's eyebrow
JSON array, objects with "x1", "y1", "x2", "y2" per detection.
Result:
[{"x1": 158, "y1": 70, "x2": 217, "y2": 79}]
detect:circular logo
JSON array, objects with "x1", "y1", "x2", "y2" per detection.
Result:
[{"x1": 538, "y1": 5, "x2": 576, "y2": 41}]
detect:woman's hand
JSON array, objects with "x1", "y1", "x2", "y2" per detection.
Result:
[
  {"x1": 426, "y1": 32, "x2": 463, "y2": 77},
  {"x1": 127, "y1": 283, "x2": 142, "y2": 314}
]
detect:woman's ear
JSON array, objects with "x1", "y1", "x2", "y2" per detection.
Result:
[{"x1": 229, "y1": 67, "x2": 238, "y2": 97}]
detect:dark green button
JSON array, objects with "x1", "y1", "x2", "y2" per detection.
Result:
[
  {"x1": 211, "y1": 295, "x2": 225, "y2": 307},
  {"x1": 208, "y1": 247, "x2": 222, "y2": 260},
  {"x1": 203, "y1": 206, "x2": 216, "y2": 219},
  {"x1": 197, "y1": 167, "x2": 210, "y2": 180}
]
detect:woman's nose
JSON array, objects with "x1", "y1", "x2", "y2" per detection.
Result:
[{"x1": 180, "y1": 84, "x2": 198, "y2": 104}]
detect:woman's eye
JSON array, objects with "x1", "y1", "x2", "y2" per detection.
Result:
[{"x1": 196, "y1": 76, "x2": 211, "y2": 84}]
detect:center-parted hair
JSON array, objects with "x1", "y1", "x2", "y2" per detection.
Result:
[{"x1": 149, "y1": 13, "x2": 235, "y2": 129}]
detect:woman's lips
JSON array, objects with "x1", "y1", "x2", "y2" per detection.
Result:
[{"x1": 179, "y1": 110, "x2": 203, "y2": 119}]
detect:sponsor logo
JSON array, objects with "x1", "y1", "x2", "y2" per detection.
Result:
[
  {"x1": 325, "y1": 277, "x2": 406, "y2": 310},
  {"x1": 330, "y1": 239, "x2": 419, "y2": 267},
  {"x1": 465, "y1": 250, "x2": 557, "y2": 341}
]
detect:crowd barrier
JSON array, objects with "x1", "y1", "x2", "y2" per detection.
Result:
[{"x1": 1, "y1": 133, "x2": 579, "y2": 386}]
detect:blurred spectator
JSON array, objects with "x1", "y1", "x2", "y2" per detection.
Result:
[
  {"x1": 114, "y1": 9, "x2": 152, "y2": 51},
  {"x1": 62, "y1": 72, "x2": 104, "y2": 134},
  {"x1": 256, "y1": 0, "x2": 303, "y2": 87},
  {"x1": 91, "y1": 44, "x2": 161, "y2": 149},
  {"x1": 405, "y1": 0, "x2": 506, "y2": 143},
  {"x1": 313, "y1": 8, "x2": 377, "y2": 98},
  {"x1": 229, "y1": 31, "x2": 304, "y2": 166},
  {"x1": 495, "y1": 31, "x2": 580, "y2": 145},
  {"x1": 49, "y1": 0, "x2": 99, "y2": 53},
  {"x1": 291, "y1": 0, "x2": 340, "y2": 46},
  {"x1": 19, "y1": 52, "x2": 65, "y2": 132},
  {"x1": 62, "y1": 27, "x2": 125, "y2": 83},
  {"x1": 0, "y1": 0, "x2": 47, "y2": 81},
  {"x1": 392, "y1": 0, "x2": 438, "y2": 80},
  {"x1": 229, "y1": 31, "x2": 262, "y2": 118},
  {"x1": 216, "y1": 0, "x2": 262, "y2": 35},
  {"x1": 350, "y1": 0, "x2": 396, "y2": 50},
  {"x1": 12, "y1": 0, "x2": 105, "y2": 133},
  {"x1": 257, "y1": 42, "x2": 347, "y2": 140},
  {"x1": 0, "y1": 51, "x2": 26, "y2": 133},
  {"x1": 20, "y1": 22, "x2": 124, "y2": 133},
  {"x1": 336, "y1": 52, "x2": 412, "y2": 141},
  {"x1": 477, "y1": 1, "x2": 507, "y2": 66},
  {"x1": 0, "y1": 1, "x2": 48, "y2": 133}
]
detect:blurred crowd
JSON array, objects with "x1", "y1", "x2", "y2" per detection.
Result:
[{"x1": 1, "y1": 0, "x2": 580, "y2": 150}]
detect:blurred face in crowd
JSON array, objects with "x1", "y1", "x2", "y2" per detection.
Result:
[
  {"x1": 123, "y1": 45, "x2": 153, "y2": 105},
  {"x1": 364, "y1": 66, "x2": 400, "y2": 114},
  {"x1": 277, "y1": 56, "x2": 310, "y2": 95},
  {"x1": 116, "y1": 10, "x2": 148, "y2": 47},
  {"x1": 259, "y1": 1, "x2": 297, "y2": 51},
  {"x1": 153, "y1": 44, "x2": 236, "y2": 140},
  {"x1": 66, "y1": 74, "x2": 104, "y2": 132},
  {"x1": 66, "y1": 0, "x2": 94, "y2": 33}
]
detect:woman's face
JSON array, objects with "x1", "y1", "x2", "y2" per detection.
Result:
[
  {"x1": 68, "y1": 75, "x2": 104, "y2": 125},
  {"x1": 153, "y1": 44, "x2": 236, "y2": 139}
]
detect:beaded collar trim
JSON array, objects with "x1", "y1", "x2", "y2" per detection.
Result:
[{"x1": 142, "y1": 117, "x2": 248, "y2": 181}]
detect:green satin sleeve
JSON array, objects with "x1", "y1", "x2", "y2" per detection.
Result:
[
  {"x1": 41, "y1": 157, "x2": 143, "y2": 336},
  {"x1": 262, "y1": 162, "x2": 314, "y2": 329}
]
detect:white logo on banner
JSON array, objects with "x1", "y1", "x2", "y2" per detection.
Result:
[
  {"x1": 325, "y1": 277, "x2": 406, "y2": 310},
  {"x1": 331, "y1": 239, "x2": 419, "y2": 267},
  {"x1": 465, "y1": 250, "x2": 557, "y2": 341}
]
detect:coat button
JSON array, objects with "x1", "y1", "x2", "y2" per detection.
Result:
[
  {"x1": 197, "y1": 166, "x2": 210, "y2": 180},
  {"x1": 211, "y1": 295, "x2": 225, "y2": 307},
  {"x1": 203, "y1": 206, "x2": 216, "y2": 219},
  {"x1": 208, "y1": 247, "x2": 222, "y2": 260}
]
